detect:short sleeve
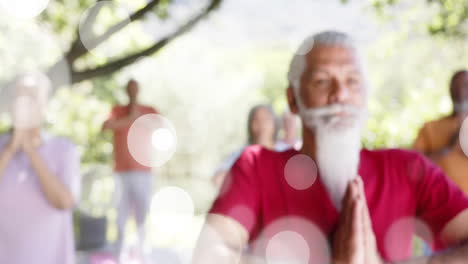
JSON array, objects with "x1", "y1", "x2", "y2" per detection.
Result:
[
  {"x1": 414, "y1": 154, "x2": 468, "y2": 248},
  {"x1": 105, "y1": 106, "x2": 118, "y2": 122},
  {"x1": 209, "y1": 148, "x2": 261, "y2": 240},
  {"x1": 57, "y1": 142, "x2": 81, "y2": 204}
]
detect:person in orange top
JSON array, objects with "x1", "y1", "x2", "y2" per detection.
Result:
[
  {"x1": 439, "y1": 137, "x2": 468, "y2": 194},
  {"x1": 102, "y1": 79, "x2": 158, "y2": 258},
  {"x1": 413, "y1": 70, "x2": 468, "y2": 164}
]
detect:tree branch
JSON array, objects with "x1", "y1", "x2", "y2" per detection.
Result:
[
  {"x1": 66, "y1": 0, "x2": 160, "y2": 63},
  {"x1": 71, "y1": 0, "x2": 222, "y2": 84},
  {"x1": 81, "y1": 0, "x2": 108, "y2": 34},
  {"x1": 84, "y1": 0, "x2": 161, "y2": 52}
]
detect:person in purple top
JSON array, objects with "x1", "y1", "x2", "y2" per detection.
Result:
[{"x1": 0, "y1": 72, "x2": 80, "y2": 264}]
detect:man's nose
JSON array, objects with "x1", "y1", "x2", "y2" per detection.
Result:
[{"x1": 329, "y1": 79, "x2": 350, "y2": 103}]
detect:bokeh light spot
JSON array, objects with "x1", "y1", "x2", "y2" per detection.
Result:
[
  {"x1": 293, "y1": 37, "x2": 315, "y2": 56},
  {"x1": 127, "y1": 114, "x2": 177, "y2": 167},
  {"x1": 284, "y1": 154, "x2": 317, "y2": 190},
  {"x1": 17, "y1": 171, "x2": 28, "y2": 183},
  {"x1": 192, "y1": 214, "x2": 243, "y2": 264},
  {"x1": 150, "y1": 186, "x2": 194, "y2": 237},
  {"x1": 78, "y1": 1, "x2": 131, "y2": 58},
  {"x1": 251, "y1": 216, "x2": 330, "y2": 264},
  {"x1": 266, "y1": 231, "x2": 310, "y2": 264},
  {"x1": 0, "y1": 0, "x2": 49, "y2": 19},
  {"x1": 151, "y1": 128, "x2": 175, "y2": 151},
  {"x1": 228, "y1": 205, "x2": 256, "y2": 232},
  {"x1": 384, "y1": 217, "x2": 433, "y2": 262}
]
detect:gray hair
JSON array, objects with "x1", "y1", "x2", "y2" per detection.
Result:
[{"x1": 287, "y1": 31, "x2": 361, "y2": 107}]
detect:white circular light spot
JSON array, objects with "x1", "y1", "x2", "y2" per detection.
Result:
[
  {"x1": 0, "y1": 0, "x2": 49, "y2": 19},
  {"x1": 291, "y1": 37, "x2": 315, "y2": 56},
  {"x1": 459, "y1": 117, "x2": 468, "y2": 157},
  {"x1": 78, "y1": 1, "x2": 131, "y2": 58},
  {"x1": 127, "y1": 114, "x2": 177, "y2": 167},
  {"x1": 384, "y1": 217, "x2": 433, "y2": 262},
  {"x1": 228, "y1": 205, "x2": 256, "y2": 232},
  {"x1": 151, "y1": 128, "x2": 175, "y2": 151},
  {"x1": 150, "y1": 186, "x2": 194, "y2": 236},
  {"x1": 284, "y1": 154, "x2": 317, "y2": 190},
  {"x1": 192, "y1": 214, "x2": 243, "y2": 264},
  {"x1": 251, "y1": 216, "x2": 330, "y2": 264},
  {"x1": 17, "y1": 171, "x2": 28, "y2": 183},
  {"x1": 266, "y1": 231, "x2": 310, "y2": 264}
]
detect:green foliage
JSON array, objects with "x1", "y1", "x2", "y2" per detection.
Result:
[
  {"x1": 39, "y1": 0, "x2": 95, "y2": 41},
  {"x1": 154, "y1": 0, "x2": 174, "y2": 20},
  {"x1": 46, "y1": 86, "x2": 114, "y2": 167},
  {"x1": 427, "y1": 0, "x2": 468, "y2": 36},
  {"x1": 91, "y1": 76, "x2": 124, "y2": 105},
  {"x1": 346, "y1": 0, "x2": 468, "y2": 37}
]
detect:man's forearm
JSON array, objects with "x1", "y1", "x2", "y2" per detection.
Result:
[
  {"x1": 390, "y1": 241, "x2": 468, "y2": 264},
  {"x1": 102, "y1": 116, "x2": 134, "y2": 130}
]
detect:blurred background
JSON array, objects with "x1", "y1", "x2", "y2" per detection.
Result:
[{"x1": 1, "y1": 0, "x2": 467, "y2": 262}]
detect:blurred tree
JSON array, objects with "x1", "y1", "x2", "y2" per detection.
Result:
[
  {"x1": 38, "y1": 0, "x2": 223, "y2": 87},
  {"x1": 343, "y1": 0, "x2": 468, "y2": 37},
  {"x1": 7, "y1": 0, "x2": 463, "y2": 89}
]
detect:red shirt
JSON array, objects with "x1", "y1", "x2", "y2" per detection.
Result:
[
  {"x1": 106, "y1": 104, "x2": 158, "y2": 172},
  {"x1": 210, "y1": 146, "x2": 468, "y2": 262}
]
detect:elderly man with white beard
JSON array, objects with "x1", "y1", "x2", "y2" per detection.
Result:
[{"x1": 192, "y1": 31, "x2": 468, "y2": 264}]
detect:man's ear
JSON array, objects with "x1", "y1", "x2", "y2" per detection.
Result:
[{"x1": 287, "y1": 86, "x2": 300, "y2": 114}]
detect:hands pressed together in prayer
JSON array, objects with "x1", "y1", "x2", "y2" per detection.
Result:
[
  {"x1": 333, "y1": 177, "x2": 384, "y2": 264},
  {"x1": 102, "y1": 103, "x2": 141, "y2": 131},
  {"x1": 0, "y1": 128, "x2": 75, "y2": 210},
  {"x1": 6, "y1": 129, "x2": 42, "y2": 154}
]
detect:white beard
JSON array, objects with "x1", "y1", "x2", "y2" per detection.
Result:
[
  {"x1": 299, "y1": 104, "x2": 365, "y2": 211},
  {"x1": 315, "y1": 123, "x2": 362, "y2": 211}
]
